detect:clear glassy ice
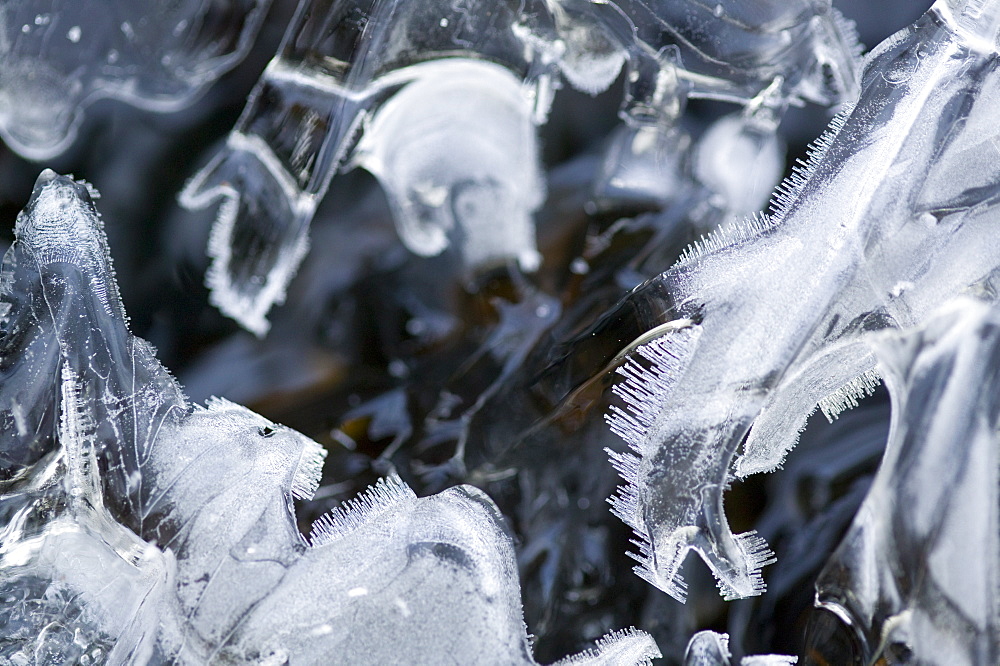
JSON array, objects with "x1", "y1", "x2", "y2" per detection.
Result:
[{"x1": 812, "y1": 297, "x2": 1000, "y2": 665}]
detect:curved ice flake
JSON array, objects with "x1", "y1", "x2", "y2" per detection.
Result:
[
  {"x1": 605, "y1": 2, "x2": 1000, "y2": 601},
  {"x1": 354, "y1": 59, "x2": 544, "y2": 272},
  {"x1": 1, "y1": 171, "x2": 659, "y2": 664},
  {"x1": 0, "y1": 0, "x2": 269, "y2": 160}
]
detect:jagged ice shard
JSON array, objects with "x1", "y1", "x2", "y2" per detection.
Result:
[
  {"x1": 812, "y1": 297, "x2": 1000, "y2": 665},
  {"x1": 0, "y1": 0, "x2": 270, "y2": 160},
  {"x1": 605, "y1": 0, "x2": 1000, "y2": 602},
  {"x1": 0, "y1": 173, "x2": 660, "y2": 664}
]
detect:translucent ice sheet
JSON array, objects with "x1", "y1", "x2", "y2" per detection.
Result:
[
  {"x1": 812, "y1": 297, "x2": 1000, "y2": 665},
  {"x1": 182, "y1": 0, "x2": 862, "y2": 334}
]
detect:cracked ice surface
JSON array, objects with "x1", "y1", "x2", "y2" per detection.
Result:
[
  {"x1": 0, "y1": 173, "x2": 660, "y2": 664},
  {"x1": 0, "y1": 0, "x2": 270, "y2": 160},
  {"x1": 605, "y1": 0, "x2": 1000, "y2": 602}
]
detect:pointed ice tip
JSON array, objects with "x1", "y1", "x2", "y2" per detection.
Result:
[
  {"x1": 36, "y1": 168, "x2": 58, "y2": 185},
  {"x1": 25, "y1": 170, "x2": 98, "y2": 214}
]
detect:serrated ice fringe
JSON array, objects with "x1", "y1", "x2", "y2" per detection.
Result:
[
  {"x1": 604, "y1": 330, "x2": 699, "y2": 601},
  {"x1": 551, "y1": 627, "x2": 662, "y2": 665},
  {"x1": 715, "y1": 531, "x2": 775, "y2": 600},
  {"x1": 59, "y1": 365, "x2": 98, "y2": 499},
  {"x1": 605, "y1": 333, "x2": 694, "y2": 451},
  {"x1": 768, "y1": 104, "x2": 854, "y2": 221},
  {"x1": 603, "y1": 455, "x2": 691, "y2": 602},
  {"x1": 830, "y1": 8, "x2": 865, "y2": 60},
  {"x1": 309, "y1": 474, "x2": 416, "y2": 547},
  {"x1": 675, "y1": 211, "x2": 778, "y2": 267},
  {"x1": 602, "y1": 449, "x2": 680, "y2": 597},
  {"x1": 818, "y1": 367, "x2": 881, "y2": 422},
  {"x1": 290, "y1": 438, "x2": 327, "y2": 501}
]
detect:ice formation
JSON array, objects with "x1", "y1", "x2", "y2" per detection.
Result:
[
  {"x1": 813, "y1": 297, "x2": 1000, "y2": 665},
  {"x1": 3, "y1": 0, "x2": 993, "y2": 662},
  {"x1": 576, "y1": 0, "x2": 861, "y2": 207},
  {"x1": 180, "y1": 0, "x2": 863, "y2": 334},
  {"x1": 605, "y1": 0, "x2": 1000, "y2": 602},
  {"x1": 179, "y1": 0, "x2": 556, "y2": 335},
  {"x1": 683, "y1": 631, "x2": 796, "y2": 666},
  {"x1": 0, "y1": 0, "x2": 269, "y2": 160},
  {"x1": 0, "y1": 172, "x2": 661, "y2": 664}
]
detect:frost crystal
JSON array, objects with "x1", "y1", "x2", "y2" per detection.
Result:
[
  {"x1": 0, "y1": 173, "x2": 660, "y2": 664},
  {"x1": 0, "y1": 0, "x2": 269, "y2": 160},
  {"x1": 605, "y1": 0, "x2": 1000, "y2": 601},
  {"x1": 813, "y1": 297, "x2": 1000, "y2": 665}
]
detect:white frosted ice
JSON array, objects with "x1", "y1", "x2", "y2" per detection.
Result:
[
  {"x1": 605, "y1": 0, "x2": 1000, "y2": 601},
  {"x1": 354, "y1": 59, "x2": 544, "y2": 273}
]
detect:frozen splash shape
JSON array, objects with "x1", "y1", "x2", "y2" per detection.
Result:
[
  {"x1": 0, "y1": 172, "x2": 661, "y2": 664},
  {"x1": 605, "y1": 0, "x2": 1000, "y2": 602},
  {"x1": 180, "y1": 0, "x2": 863, "y2": 335},
  {"x1": 0, "y1": 0, "x2": 269, "y2": 160},
  {"x1": 813, "y1": 297, "x2": 1000, "y2": 665}
]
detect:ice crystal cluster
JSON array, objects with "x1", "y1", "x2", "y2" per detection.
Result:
[{"x1": 0, "y1": 0, "x2": 998, "y2": 664}]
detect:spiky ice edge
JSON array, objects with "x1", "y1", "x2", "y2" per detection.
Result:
[
  {"x1": 674, "y1": 104, "x2": 855, "y2": 269},
  {"x1": 551, "y1": 627, "x2": 662, "y2": 666},
  {"x1": 308, "y1": 474, "x2": 416, "y2": 547},
  {"x1": 715, "y1": 531, "x2": 776, "y2": 601},
  {"x1": 818, "y1": 367, "x2": 881, "y2": 422},
  {"x1": 290, "y1": 438, "x2": 327, "y2": 501},
  {"x1": 830, "y1": 7, "x2": 866, "y2": 61},
  {"x1": 604, "y1": 328, "x2": 700, "y2": 601}
]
